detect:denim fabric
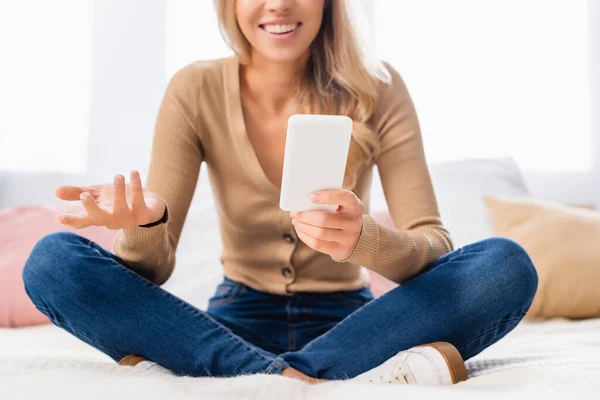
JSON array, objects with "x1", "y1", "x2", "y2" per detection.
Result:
[{"x1": 22, "y1": 231, "x2": 537, "y2": 379}]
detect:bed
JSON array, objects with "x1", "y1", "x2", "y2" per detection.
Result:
[
  {"x1": 2, "y1": 160, "x2": 599, "y2": 399},
  {"x1": 2, "y1": 310, "x2": 599, "y2": 398}
]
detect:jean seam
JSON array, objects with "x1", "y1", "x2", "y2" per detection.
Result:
[
  {"x1": 86, "y1": 241, "x2": 284, "y2": 368},
  {"x1": 423, "y1": 247, "x2": 464, "y2": 274},
  {"x1": 34, "y1": 304, "x2": 50, "y2": 312},
  {"x1": 292, "y1": 298, "x2": 367, "y2": 354},
  {"x1": 312, "y1": 287, "x2": 373, "y2": 308},
  {"x1": 154, "y1": 284, "x2": 280, "y2": 366},
  {"x1": 207, "y1": 291, "x2": 244, "y2": 307},
  {"x1": 208, "y1": 282, "x2": 246, "y2": 306},
  {"x1": 40, "y1": 309, "x2": 128, "y2": 361},
  {"x1": 458, "y1": 314, "x2": 526, "y2": 354},
  {"x1": 332, "y1": 297, "x2": 369, "y2": 307},
  {"x1": 447, "y1": 246, "x2": 465, "y2": 263},
  {"x1": 33, "y1": 305, "x2": 54, "y2": 317},
  {"x1": 265, "y1": 359, "x2": 288, "y2": 374},
  {"x1": 286, "y1": 300, "x2": 293, "y2": 351}
]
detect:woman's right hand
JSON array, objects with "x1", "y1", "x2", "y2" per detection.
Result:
[{"x1": 54, "y1": 170, "x2": 167, "y2": 230}]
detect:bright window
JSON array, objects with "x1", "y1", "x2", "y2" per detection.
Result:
[
  {"x1": 165, "y1": 0, "x2": 233, "y2": 81},
  {"x1": 372, "y1": 0, "x2": 592, "y2": 171},
  {"x1": 0, "y1": 1, "x2": 94, "y2": 173}
]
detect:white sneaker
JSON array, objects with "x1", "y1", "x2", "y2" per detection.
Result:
[
  {"x1": 134, "y1": 360, "x2": 177, "y2": 375},
  {"x1": 118, "y1": 354, "x2": 177, "y2": 376},
  {"x1": 353, "y1": 342, "x2": 468, "y2": 385}
]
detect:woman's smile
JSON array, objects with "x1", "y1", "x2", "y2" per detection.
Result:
[{"x1": 259, "y1": 21, "x2": 303, "y2": 41}]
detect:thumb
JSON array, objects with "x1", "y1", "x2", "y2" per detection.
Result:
[{"x1": 55, "y1": 185, "x2": 97, "y2": 201}]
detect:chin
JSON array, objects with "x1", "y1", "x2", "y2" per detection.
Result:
[{"x1": 256, "y1": 48, "x2": 310, "y2": 65}]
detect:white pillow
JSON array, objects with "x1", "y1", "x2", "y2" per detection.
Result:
[
  {"x1": 429, "y1": 158, "x2": 530, "y2": 248},
  {"x1": 163, "y1": 205, "x2": 223, "y2": 309},
  {"x1": 162, "y1": 163, "x2": 223, "y2": 308},
  {"x1": 370, "y1": 158, "x2": 530, "y2": 249}
]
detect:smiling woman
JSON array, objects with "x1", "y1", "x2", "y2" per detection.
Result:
[
  {"x1": 22, "y1": 0, "x2": 537, "y2": 389},
  {"x1": 215, "y1": 0, "x2": 390, "y2": 191},
  {"x1": 232, "y1": 0, "x2": 323, "y2": 61},
  {"x1": 261, "y1": 23, "x2": 300, "y2": 35}
]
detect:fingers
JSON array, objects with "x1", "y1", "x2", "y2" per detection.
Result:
[
  {"x1": 55, "y1": 185, "x2": 98, "y2": 201},
  {"x1": 56, "y1": 172, "x2": 144, "y2": 229},
  {"x1": 112, "y1": 174, "x2": 130, "y2": 219},
  {"x1": 294, "y1": 228, "x2": 338, "y2": 255},
  {"x1": 129, "y1": 170, "x2": 149, "y2": 223},
  {"x1": 80, "y1": 192, "x2": 110, "y2": 225},
  {"x1": 291, "y1": 210, "x2": 355, "y2": 230},
  {"x1": 310, "y1": 189, "x2": 362, "y2": 215},
  {"x1": 56, "y1": 211, "x2": 94, "y2": 229},
  {"x1": 292, "y1": 218, "x2": 344, "y2": 243}
]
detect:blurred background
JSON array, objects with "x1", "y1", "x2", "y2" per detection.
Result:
[
  {"x1": 2, "y1": 3, "x2": 600, "y2": 388},
  {"x1": 0, "y1": 0, "x2": 597, "y2": 208}
]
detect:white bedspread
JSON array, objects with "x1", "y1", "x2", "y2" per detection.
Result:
[
  {"x1": 2, "y1": 204, "x2": 599, "y2": 398},
  {"x1": 1, "y1": 317, "x2": 599, "y2": 399}
]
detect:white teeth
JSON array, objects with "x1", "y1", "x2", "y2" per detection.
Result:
[{"x1": 263, "y1": 23, "x2": 298, "y2": 34}]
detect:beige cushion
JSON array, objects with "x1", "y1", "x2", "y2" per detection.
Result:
[{"x1": 484, "y1": 195, "x2": 600, "y2": 319}]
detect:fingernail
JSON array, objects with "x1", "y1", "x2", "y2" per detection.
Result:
[
  {"x1": 290, "y1": 211, "x2": 296, "y2": 218},
  {"x1": 131, "y1": 171, "x2": 138, "y2": 180},
  {"x1": 114, "y1": 175, "x2": 123, "y2": 186},
  {"x1": 291, "y1": 218, "x2": 296, "y2": 225},
  {"x1": 310, "y1": 193, "x2": 320, "y2": 203},
  {"x1": 80, "y1": 194, "x2": 88, "y2": 203}
]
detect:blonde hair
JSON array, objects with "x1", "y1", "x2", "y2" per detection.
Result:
[{"x1": 215, "y1": 0, "x2": 391, "y2": 189}]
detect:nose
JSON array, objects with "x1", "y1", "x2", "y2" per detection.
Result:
[{"x1": 265, "y1": 0, "x2": 292, "y2": 14}]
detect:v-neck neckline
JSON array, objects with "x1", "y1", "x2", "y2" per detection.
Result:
[{"x1": 225, "y1": 56, "x2": 282, "y2": 197}]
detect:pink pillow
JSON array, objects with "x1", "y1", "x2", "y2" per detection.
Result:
[
  {"x1": 0, "y1": 203, "x2": 119, "y2": 328},
  {"x1": 369, "y1": 211, "x2": 400, "y2": 297}
]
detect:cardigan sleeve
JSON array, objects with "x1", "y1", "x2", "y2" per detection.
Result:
[
  {"x1": 112, "y1": 65, "x2": 204, "y2": 285},
  {"x1": 332, "y1": 63, "x2": 453, "y2": 284}
]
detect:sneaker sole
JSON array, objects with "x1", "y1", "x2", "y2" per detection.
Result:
[
  {"x1": 118, "y1": 354, "x2": 148, "y2": 367},
  {"x1": 418, "y1": 342, "x2": 468, "y2": 384}
]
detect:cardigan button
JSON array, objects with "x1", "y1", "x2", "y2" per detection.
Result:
[
  {"x1": 281, "y1": 266, "x2": 293, "y2": 278},
  {"x1": 282, "y1": 233, "x2": 295, "y2": 243}
]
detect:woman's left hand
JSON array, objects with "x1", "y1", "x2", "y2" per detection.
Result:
[{"x1": 290, "y1": 189, "x2": 364, "y2": 261}]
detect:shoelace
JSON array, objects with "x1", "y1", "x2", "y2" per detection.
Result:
[{"x1": 369, "y1": 361, "x2": 410, "y2": 384}]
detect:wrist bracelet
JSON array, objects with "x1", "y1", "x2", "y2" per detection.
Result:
[{"x1": 139, "y1": 207, "x2": 169, "y2": 228}]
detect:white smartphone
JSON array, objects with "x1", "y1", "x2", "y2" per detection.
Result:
[{"x1": 279, "y1": 114, "x2": 353, "y2": 212}]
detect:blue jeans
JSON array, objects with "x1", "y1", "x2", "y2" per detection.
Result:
[{"x1": 22, "y1": 232, "x2": 538, "y2": 380}]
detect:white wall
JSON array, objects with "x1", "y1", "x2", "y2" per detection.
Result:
[
  {"x1": 523, "y1": 0, "x2": 599, "y2": 208},
  {"x1": 362, "y1": 0, "x2": 599, "y2": 209},
  {"x1": 0, "y1": 0, "x2": 167, "y2": 207},
  {"x1": 1, "y1": 0, "x2": 598, "y2": 209},
  {"x1": 0, "y1": 1, "x2": 94, "y2": 174},
  {"x1": 86, "y1": 0, "x2": 167, "y2": 180}
]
